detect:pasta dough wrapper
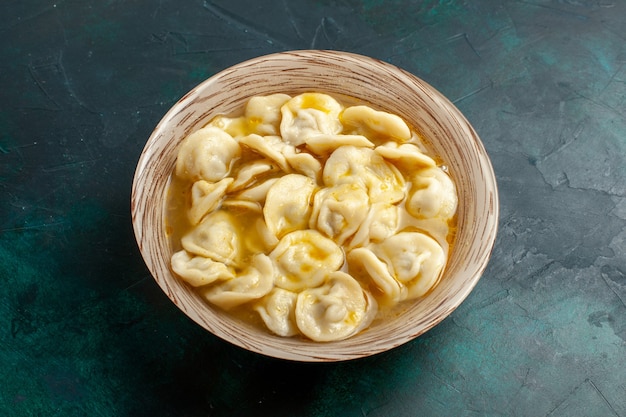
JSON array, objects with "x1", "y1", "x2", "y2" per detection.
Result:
[
  {"x1": 348, "y1": 203, "x2": 399, "y2": 249},
  {"x1": 181, "y1": 210, "x2": 242, "y2": 267},
  {"x1": 295, "y1": 271, "x2": 377, "y2": 342},
  {"x1": 323, "y1": 146, "x2": 405, "y2": 204},
  {"x1": 175, "y1": 127, "x2": 241, "y2": 182},
  {"x1": 202, "y1": 253, "x2": 275, "y2": 310},
  {"x1": 341, "y1": 105, "x2": 411, "y2": 142},
  {"x1": 347, "y1": 248, "x2": 406, "y2": 304},
  {"x1": 406, "y1": 167, "x2": 457, "y2": 220},
  {"x1": 264, "y1": 174, "x2": 316, "y2": 239},
  {"x1": 310, "y1": 183, "x2": 369, "y2": 245},
  {"x1": 374, "y1": 141, "x2": 436, "y2": 171},
  {"x1": 171, "y1": 250, "x2": 234, "y2": 287},
  {"x1": 254, "y1": 288, "x2": 299, "y2": 337},
  {"x1": 270, "y1": 230, "x2": 344, "y2": 292},
  {"x1": 188, "y1": 178, "x2": 233, "y2": 225},
  {"x1": 280, "y1": 93, "x2": 343, "y2": 146},
  {"x1": 245, "y1": 93, "x2": 292, "y2": 136}
]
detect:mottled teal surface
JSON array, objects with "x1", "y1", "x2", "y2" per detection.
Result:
[{"x1": 1, "y1": 1, "x2": 625, "y2": 416}]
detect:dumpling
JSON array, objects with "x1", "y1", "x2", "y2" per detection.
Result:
[
  {"x1": 263, "y1": 174, "x2": 316, "y2": 239},
  {"x1": 310, "y1": 183, "x2": 369, "y2": 245},
  {"x1": 188, "y1": 178, "x2": 233, "y2": 225},
  {"x1": 254, "y1": 288, "x2": 299, "y2": 337},
  {"x1": 175, "y1": 127, "x2": 241, "y2": 182},
  {"x1": 228, "y1": 159, "x2": 280, "y2": 192},
  {"x1": 181, "y1": 210, "x2": 241, "y2": 267},
  {"x1": 245, "y1": 94, "x2": 292, "y2": 136},
  {"x1": 406, "y1": 167, "x2": 457, "y2": 220},
  {"x1": 285, "y1": 151, "x2": 323, "y2": 181},
  {"x1": 206, "y1": 115, "x2": 249, "y2": 138},
  {"x1": 347, "y1": 248, "x2": 406, "y2": 305},
  {"x1": 348, "y1": 202, "x2": 399, "y2": 249},
  {"x1": 305, "y1": 134, "x2": 374, "y2": 155},
  {"x1": 235, "y1": 178, "x2": 278, "y2": 204},
  {"x1": 201, "y1": 253, "x2": 275, "y2": 310},
  {"x1": 238, "y1": 134, "x2": 293, "y2": 172},
  {"x1": 280, "y1": 93, "x2": 343, "y2": 146},
  {"x1": 295, "y1": 271, "x2": 377, "y2": 342},
  {"x1": 341, "y1": 105, "x2": 411, "y2": 142},
  {"x1": 323, "y1": 146, "x2": 406, "y2": 204},
  {"x1": 374, "y1": 141, "x2": 436, "y2": 171},
  {"x1": 171, "y1": 250, "x2": 234, "y2": 287},
  {"x1": 270, "y1": 230, "x2": 344, "y2": 292}
]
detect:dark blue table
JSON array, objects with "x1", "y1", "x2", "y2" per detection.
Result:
[{"x1": 1, "y1": 1, "x2": 625, "y2": 416}]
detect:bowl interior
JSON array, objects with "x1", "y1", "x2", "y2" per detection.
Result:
[{"x1": 131, "y1": 50, "x2": 499, "y2": 362}]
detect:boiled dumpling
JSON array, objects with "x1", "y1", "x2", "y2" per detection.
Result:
[
  {"x1": 348, "y1": 202, "x2": 399, "y2": 249},
  {"x1": 270, "y1": 230, "x2": 344, "y2": 292},
  {"x1": 181, "y1": 210, "x2": 241, "y2": 267},
  {"x1": 245, "y1": 93, "x2": 292, "y2": 136},
  {"x1": 235, "y1": 178, "x2": 279, "y2": 204},
  {"x1": 374, "y1": 141, "x2": 436, "y2": 171},
  {"x1": 206, "y1": 115, "x2": 249, "y2": 138},
  {"x1": 305, "y1": 134, "x2": 374, "y2": 155},
  {"x1": 323, "y1": 146, "x2": 405, "y2": 204},
  {"x1": 285, "y1": 151, "x2": 323, "y2": 181},
  {"x1": 254, "y1": 288, "x2": 299, "y2": 337},
  {"x1": 201, "y1": 253, "x2": 275, "y2": 310},
  {"x1": 175, "y1": 127, "x2": 241, "y2": 182},
  {"x1": 280, "y1": 93, "x2": 343, "y2": 146},
  {"x1": 238, "y1": 134, "x2": 293, "y2": 172},
  {"x1": 188, "y1": 178, "x2": 233, "y2": 225},
  {"x1": 228, "y1": 159, "x2": 280, "y2": 192},
  {"x1": 310, "y1": 183, "x2": 369, "y2": 245},
  {"x1": 341, "y1": 105, "x2": 411, "y2": 142},
  {"x1": 295, "y1": 271, "x2": 377, "y2": 342},
  {"x1": 372, "y1": 232, "x2": 446, "y2": 299},
  {"x1": 171, "y1": 250, "x2": 234, "y2": 287},
  {"x1": 263, "y1": 174, "x2": 316, "y2": 239},
  {"x1": 406, "y1": 167, "x2": 457, "y2": 220},
  {"x1": 347, "y1": 248, "x2": 406, "y2": 304}
]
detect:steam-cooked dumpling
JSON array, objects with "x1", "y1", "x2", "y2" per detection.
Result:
[
  {"x1": 254, "y1": 288, "x2": 298, "y2": 337},
  {"x1": 171, "y1": 250, "x2": 234, "y2": 287},
  {"x1": 181, "y1": 210, "x2": 241, "y2": 267},
  {"x1": 264, "y1": 174, "x2": 316, "y2": 239},
  {"x1": 310, "y1": 183, "x2": 369, "y2": 245},
  {"x1": 349, "y1": 203, "x2": 399, "y2": 249},
  {"x1": 175, "y1": 127, "x2": 241, "y2": 182},
  {"x1": 280, "y1": 93, "x2": 343, "y2": 146},
  {"x1": 188, "y1": 178, "x2": 233, "y2": 225},
  {"x1": 245, "y1": 94, "x2": 292, "y2": 136},
  {"x1": 295, "y1": 271, "x2": 377, "y2": 342},
  {"x1": 372, "y1": 232, "x2": 446, "y2": 299},
  {"x1": 270, "y1": 230, "x2": 344, "y2": 292},
  {"x1": 347, "y1": 248, "x2": 406, "y2": 304},
  {"x1": 305, "y1": 134, "x2": 374, "y2": 155},
  {"x1": 228, "y1": 159, "x2": 280, "y2": 192},
  {"x1": 202, "y1": 254, "x2": 275, "y2": 310},
  {"x1": 374, "y1": 141, "x2": 436, "y2": 171},
  {"x1": 323, "y1": 146, "x2": 405, "y2": 204},
  {"x1": 238, "y1": 134, "x2": 293, "y2": 172},
  {"x1": 341, "y1": 105, "x2": 411, "y2": 142},
  {"x1": 285, "y1": 152, "x2": 323, "y2": 181},
  {"x1": 406, "y1": 167, "x2": 457, "y2": 220}
]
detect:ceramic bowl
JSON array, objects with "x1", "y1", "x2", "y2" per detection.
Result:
[{"x1": 131, "y1": 50, "x2": 499, "y2": 362}]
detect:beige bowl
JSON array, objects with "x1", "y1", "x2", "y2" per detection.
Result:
[{"x1": 131, "y1": 50, "x2": 499, "y2": 362}]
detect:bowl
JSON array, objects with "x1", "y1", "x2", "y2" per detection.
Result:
[{"x1": 131, "y1": 50, "x2": 499, "y2": 362}]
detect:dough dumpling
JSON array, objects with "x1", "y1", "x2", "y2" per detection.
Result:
[
  {"x1": 245, "y1": 93, "x2": 292, "y2": 136},
  {"x1": 202, "y1": 254, "x2": 275, "y2": 310},
  {"x1": 188, "y1": 178, "x2": 233, "y2": 225},
  {"x1": 270, "y1": 230, "x2": 344, "y2": 292},
  {"x1": 373, "y1": 231, "x2": 446, "y2": 299},
  {"x1": 280, "y1": 93, "x2": 343, "y2": 146},
  {"x1": 228, "y1": 159, "x2": 280, "y2": 192},
  {"x1": 295, "y1": 271, "x2": 377, "y2": 342},
  {"x1": 171, "y1": 250, "x2": 234, "y2": 287},
  {"x1": 341, "y1": 105, "x2": 411, "y2": 142},
  {"x1": 305, "y1": 134, "x2": 374, "y2": 155},
  {"x1": 175, "y1": 127, "x2": 241, "y2": 182},
  {"x1": 238, "y1": 134, "x2": 293, "y2": 172},
  {"x1": 310, "y1": 183, "x2": 369, "y2": 245},
  {"x1": 285, "y1": 152, "x2": 323, "y2": 181},
  {"x1": 347, "y1": 247, "x2": 406, "y2": 304},
  {"x1": 323, "y1": 146, "x2": 405, "y2": 204},
  {"x1": 254, "y1": 288, "x2": 299, "y2": 337},
  {"x1": 348, "y1": 203, "x2": 399, "y2": 249},
  {"x1": 406, "y1": 167, "x2": 457, "y2": 220},
  {"x1": 263, "y1": 174, "x2": 316, "y2": 239},
  {"x1": 374, "y1": 141, "x2": 436, "y2": 171},
  {"x1": 181, "y1": 210, "x2": 241, "y2": 267}
]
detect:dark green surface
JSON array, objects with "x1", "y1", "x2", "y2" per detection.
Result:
[{"x1": 1, "y1": 1, "x2": 625, "y2": 416}]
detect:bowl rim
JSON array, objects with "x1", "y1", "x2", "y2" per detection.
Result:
[{"x1": 131, "y1": 49, "x2": 499, "y2": 362}]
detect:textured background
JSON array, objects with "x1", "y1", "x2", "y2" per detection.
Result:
[{"x1": 1, "y1": 1, "x2": 625, "y2": 416}]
